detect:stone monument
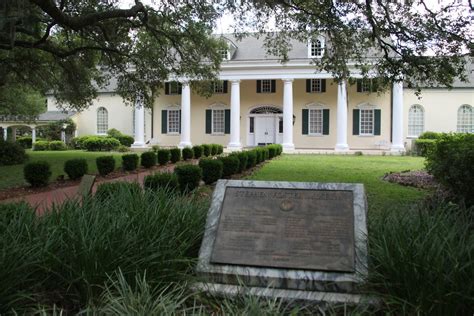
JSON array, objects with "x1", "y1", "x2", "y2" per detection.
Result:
[{"x1": 196, "y1": 179, "x2": 368, "y2": 304}]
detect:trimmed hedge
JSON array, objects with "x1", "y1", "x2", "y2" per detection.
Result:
[
  {"x1": 192, "y1": 145, "x2": 203, "y2": 159},
  {"x1": 144, "y1": 172, "x2": 179, "y2": 192},
  {"x1": 174, "y1": 164, "x2": 202, "y2": 192},
  {"x1": 199, "y1": 158, "x2": 223, "y2": 185},
  {"x1": 95, "y1": 181, "x2": 142, "y2": 201},
  {"x1": 16, "y1": 136, "x2": 32, "y2": 149},
  {"x1": 0, "y1": 140, "x2": 27, "y2": 165},
  {"x1": 122, "y1": 154, "x2": 139, "y2": 171},
  {"x1": 170, "y1": 148, "x2": 181, "y2": 163},
  {"x1": 96, "y1": 156, "x2": 116, "y2": 176},
  {"x1": 216, "y1": 144, "x2": 224, "y2": 155},
  {"x1": 219, "y1": 155, "x2": 240, "y2": 177},
  {"x1": 141, "y1": 151, "x2": 156, "y2": 168},
  {"x1": 49, "y1": 141, "x2": 67, "y2": 151},
  {"x1": 24, "y1": 161, "x2": 51, "y2": 187},
  {"x1": 247, "y1": 150, "x2": 257, "y2": 168},
  {"x1": 236, "y1": 151, "x2": 249, "y2": 172},
  {"x1": 83, "y1": 136, "x2": 120, "y2": 151},
  {"x1": 107, "y1": 128, "x2": 134, "y2": 147},
  {"x1": 210, "y1": 144, "x2": 219, "y2": 156},
  {"x1": 64, "y1": 159, "x2": 88, "y2": 180},
  {"x1": 202, "y1": 144, "x2": 211, "y2": 157},
  {"x1": 157, "y1": 149, "x2": 170, "y2": 166},
  {"x1": 414, "y1": 139, "x2": 436, "y2": 157},
  {"x1": 33, "y1": 141, "x2": 50, "y2": 151},
  {"x1": 418, "y1": 131, "x2": 442, "y2": 140},
  {"x1": 182, "y1": 147, "x2": 194, "y2": 160}
]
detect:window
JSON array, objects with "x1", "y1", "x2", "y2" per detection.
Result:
[
  {"x1": 97, "y1": 107, "x2": 108, "y2": 134},
  {"x1": 262, "y1": 80, "x2": 272, "y2": 93},
  {"x1": 309, "y1": 39, "x2": 324, "y2": 58},
  {"x1": 219, "y1": 48, "x2": 229, "y2": 60},
  {"x1": 457, "y1": 104, "x2": 473, "y2": 133},
  {"x1": 360, "y1": 109, "x2": 374, "y2": 135},
  {"x1": 279, "y1": 117, "x2": 283, "y2": 133},
  {"x1": 408, "y1": 105, "x2": 424, "y2": 137},
  {"x1": 165, "y1": 82, "x2": 182, "y2": 95},
  {"x1": 249, "y1": 117, "x2": 254, "y2": 133},
  {"x1": 168, "y1": 109, "x2": 180, "y2": 133},
  {"x1": 309, "y1": 109, "x2": 323, "y2": 135},
  {"x1": 213, "y1": 81, "x2": 225, "y2": 93},
  {"x1": 212, "y1": 109, "x2": 225, "y2": 134}
]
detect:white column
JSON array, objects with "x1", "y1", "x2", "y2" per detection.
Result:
[
  {"x1": 11, "y1": 127, "x2": 16, "y2": 142},
  {"x1": 178, "y1": 82, "x2": 192, "y2": 148},
  {"x1": 61, "y1": 130, "x2": 66, "y2": 143},
  {"x1": 2, "y1": 127, "x2": 7, "y2": 141},
  {"x1": 227, "y1": 79, "x2": 242, "y2": 151},
  {"x1": 391, "y1": 80, "x2": 405, "y2": 152},
  {"x1": 131, "y1": 94, "x2": 146, "y2": 148},
  {"x1": 335, "y1": 80, "x2": 349, "y2": 151},
  {"x1": 282, "y1": 79, "x2": 295, "y2": 152},
  {"x1": 31, "y1": 127, "x2": 36, "y2": 143}
]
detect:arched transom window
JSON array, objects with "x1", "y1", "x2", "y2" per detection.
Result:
[
  {"x1": 250, "y1": 106, "x2": 282, "y2": 114},
  {"x1": 457, "y1": 105, "x2": 473, "y2": 133},
  {"x1": 97, "y1": 107, "x2": 108, "y2": 134},
  {"x1": 408, "y1": 104, "x2": 424, "y2": 137}
]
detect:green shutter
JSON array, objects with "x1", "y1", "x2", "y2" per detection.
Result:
[
  {"x1": 179, "y1": 110, "x2": 181, "y2": 133},
  {"x1": 321, "y1": 79, "x2": 326, "y2": 92},
  {"x1": 271, "y1": 80, "x2": 276, "y2": 93},
  {"x1": 256, "y1": 80, "x2": 261, "y2": 93},
  {"x1": 164, "y1": 83, "x2": 170, "y2": 95},
  {"x1": 356, "y1": 80, "x2": 362, "y2": 93},
  {"x1": 374, "y1": 109, "x2": 381, "y2": 135},
  {"x1": 205, "y1": 109, "x2": 212, "y2": 134},
  {"x1": 353, "y1": 109, "x2": 360, "y2": 135},
  {"x1": 302, "y1": 109, "x2": 309, "y2": 135},
  {"x1": 323, "y1": 109, "x2": 330, "y2": 135},
  {"x1": 224, "y1": 109, "x2": 231, "y2": 134},
  {"x1": 306, "y1": 79, "x2": 311, "y2": 93},
  {"x1": 161, "y1": 110, "x2": 167, "y2": 134},
  {"x1": 223, "y1": 80, "x2": 228, "y2": 93}
]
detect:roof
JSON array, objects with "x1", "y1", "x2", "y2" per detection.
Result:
[{"x1": 0, "y1": 111, "x2": 76, "y2": 123}]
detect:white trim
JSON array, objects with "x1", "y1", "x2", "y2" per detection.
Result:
[
  {"x1": 307, "y1": 36, "x2": 325, "y2": 58},
  {"x1": 306, "y1": 103, "x2": 327, "y2": 136},
  {"x1": 166, "y1": 105, "x2": 181, "y2": 135},
  {"x1": 407, "y1": 104, "x2": 425, "y2": 138},
  {"x1": 208, "y1": 102, "x2": 228, "y2": 136},
  {"x1": 359, "y1": 109, "x2": 375, "y2": 136},
  {"x1": 96, "y1": 106, "x2": 108, "y2": 135}
]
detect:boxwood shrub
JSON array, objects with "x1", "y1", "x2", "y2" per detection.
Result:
[
  {"x1": 182, "y1": 147, "x2": 194, "y2": 160},
  {"x1": 95, "y1": 181, "x2": 142, "y2": 201},
  {"x1": 219, "y1": 155, "x2": 240, "y2": 178},
  {"x1": 0, "y1": 140, "x2": 27, "y2": 165},
  {"x1": 418, "y1": 131, "x2": 442, "y2": 139},
  {"x1": 33, "y1": 141, "x2": 50, "y2": 151},
  {"x1": 170, "y1": 148, "x2": 181, "y2": 163},
  {"x1": 141, "y1": 151, "x2": 156, "y2": 168},
  {"x1": 174, "y1": 164, "x2": 202, "y2": 192},
  {"x1": 267, "y1": 145, "x2": 278, "y2": 159},
  {"x1": 144, "y1": 172, "x2": 179, "y2": 192},
  {"x1": 236, "y1": 151, "x2": 248, "y2": 172},
  {"x1": 64, "y1": 159, "x2": 88, "y2": 180},
  {"x1": 263, "y1": 147, "x2": 270, "y2": 160},
  {"x1": 96, "y1": 156, "x2": 116, "y2": 176},
  {"x1": 16, "y1": 136, "x2": 32, "y2": 149},
  {"x1": 210, "y1": 144, "x2": 219, "y2": 156},
  {"x1": 49, "y1": 140, "x2": 67, "y2": 151},
  {"x1": 202, "y1": 144, "x2": 211, "y2": 157},
  {"x1": 414, "y1": 139, "x2": 436, "y2": 157},
  {"x1": 216, "y1": 144, "x2": 224, "y2": 155},
  {"x1": 122, "y1": 154, "x2": 139, "y2": 171},
  {"x1": 24, "y1": 161, "x2": 51, "y2": 187},
  {"x1": 107, "y1": 128, "x2": 134, "y2": 147},
  {"x1": 247, "y1": 150, "x2": 257, "y2": 168},
  {"x1": 83, "y1": 136, "x2": 120, "y2": 151},
  {"x1": 199, "y1": 158, "x2": 223, "y2": 185},
  {"x1": 157, "y1": 149, "x2": 170, "y2": 166},
  {"x1": 255, "y1": 148, "x2": 263, "y2": 164},
  {"x1": 192, "y1": 145, "x2": 203, "y2": 159}
]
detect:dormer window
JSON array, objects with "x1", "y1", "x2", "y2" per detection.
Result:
[
  {"x1": 219, "y1": 48, "x2": 230, "y2": 61},
  {"x1": 308, "y1": 37, "x2": 325, "y2": 58}
]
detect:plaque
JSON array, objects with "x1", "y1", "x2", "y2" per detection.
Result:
[{"x1": 210, "y1": 187, "x2": 355, "y2": 272}]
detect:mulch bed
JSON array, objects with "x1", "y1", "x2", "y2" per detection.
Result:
[{"x1": 382, "y1": 170, "x2": 438, "y2": 189}]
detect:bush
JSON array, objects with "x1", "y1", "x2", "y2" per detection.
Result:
[
  {"x1": 170, "y1": 148, "x2": 181, "y2": 163},
  {"x1": 267, "y1": 145, "x2": 277, "y2": 159},
  {"x1": 210, "y1": 144, "x2": 219, "y2": 156},
  {"x1": 23, "y1": 161, "x2": 51, "y2": 187},
  {"x1": 33, "y1": 140, "x2": 49, "y2": 151},
  {"x1": 107, "y1": 129, "x2": 134, "y2": 147},
  {"x1": 48, "y1": 140, "x2": 67, "y2": 151},
  {"x1": 174, "y1": 164, "x2": 202, "y2": 192},
  {"x1": 262, "y1": 147, "x2": 269, "y2": 161},
  {"x1": 157, "y1": 149, "x2": 170, "y2": 166},
  {"x1": 83, "y1": 136, "x2": 120, "y2": 151},
  {"x1": 16, "y1": 136, "x2": 32, "y2": 149},
  {"x1": 64, "y1": 159, "x2": 88, "y2": 180},
  {"x1": 141, "y1": 151, "x2": 156, "y2": 168},
  {"x1": 96, "y1": 156, "x2": 116, "y2": 176},
  {"x1": 202, "y1": 144, "x2": 211, "y2": 157},
  {"x1": 255, "y1": 148, "x2": 263, "y2": 164},
  {"x1": 152, "y1": 145, "x2": 160, "y2": 152},
  {"x1": 95, "y1": 181, "x2": 142, "y2": 201},
  {"x1": 192, "y1": 145, "x2": 203, "y2": 159},
  {"x1": 122, "y1": 154, "x2": 139, "y2": 171},
  {"x1": 0, "y1": 140, "x2": 27, "y2": 165},
  {"x1": 182, "y1": 147, "x2": 194, "y2": 160},
  {"x1": 418, "y1": 131, "x2": 442, "y2": 140},
  {"x1": 236, "y1": 151, "x2": 248, "y2": 172},
  {"x1": 199, "y1": 158, "x2": 223, "y2": 185},
  {"x1": 246, "y1": 150, "x2": 257, "y2": 168},
  {"x1": 216, "y1": 144, "x2": 224, "y2": 155},
  {"x1": 219, "y1": 155, "x2": 240, "y2": 177},
  {"x1": 414, "y1": 139, "x2": 436, "y2": 157},
  {"x1": 425, "y1": 133, "x2": 474, "y2": 206},
  {"x1": 70, "y1": 136, "x2": 89, "y2": 149},
  {"x1": 117, "y1": 145, "x2": 129, "y2": 152},
  {"x1": 275, "y1": 144, "x2": 283, "y2": 156},
  {"x1": 144, "y1": 172, "x2": 179, "y2": 192}
]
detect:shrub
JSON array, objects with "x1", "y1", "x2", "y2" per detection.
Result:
[
  {"x1": 16, "y1": 136, "x2": 32, "y2": 149},
  {"x1": 170, "y1": 148, "x2": 181, "y2": 163},
  {"x1": 33, "y1": 140, "x2": 49, "y2": 151},
  {"x1": 255, "y1": 148, "x2": 263, "y2": 164},
  {"x1": 83, "y1": 136, "x2": 120, "y2": 151},
  {"x1": 246, "y1": 150, "x2": 257, "y2": 168},
  {"x1": 216, "y1": 144, "x2": 224, "y2": 155},
  {"x1": 122, "y1": 154, "x2": 139, "y2": 171},
  {"x1": 192, "y1": 145, "x2": 203, "y2": 159},
  {"x1": 414, "y1": 139, "x2": 436, "y2": 157},
  {"x1": 64, "y1": 159, "x2": 88, "y2": 180},
  {"x1": 96, "y1": 156, "x2": 116, "y2": 176},
  {"x1": 199, "y1": 158, "x2": 223, "y2": 185},
  {"x1": 107, "y1": 129, "x2": 134, "y2": 147},
  {"x1": 202, "y1": 144, "x2": 211, "y2": 157},
  {"x1": 236, "y1": 151, "x2": 249, "y2": 172},
  {"x1": 23, "y1": 161, "x2": 51, "y2": 187},
  {"x1": 95, "y1": 181, "x2": 142, "y2": 201},
  {"x1": 144, "y1": 172, "x2": 179, "y2": 192},
  {"x1": 210, "y1": 144, "x2": 219, "y2": 156},
  {"x1": 117, "y1": 145, "x2": 129, "y2": 152},
  {"x1": 70, "y1": 136, "x2": 89, "y2": 149},
  {"x1": 219, "y1": 155, "x2": 240, "y2": 177},
  {"x1": 274, "y1": 144, "x2": 283, "y2": 156},
  {"x1": 182, "y1": 147, "x2": 194, "y2": 160},
  {"x1": 141, "y1": 151, "x2": 156, "y2": 168},
  {"x1": 425, "y1": 133, "x2": 474, "y2": 206},
  {"x1": 48, "y1": 140, "x2": 67, "y2": 151},
  {"x1": 262, "y1": 147, "x2": 269, "y2": 160},
  {"x1": 0, "y1": 140, "x2": 27, "y2": 165},
  {"x1": 267, "y1": 145, "x2": 277, "y2": 159},
  {"x1": 174, "y1": 164, "x2": 202, "y2": 192},
  {"x1": 418, "y1": 131, "x2": 442, "y2": 140},
  {"x1": 157, "y1": 149, "x2": 170, "y2": 166},
  {"x1": 152, "y1": 145, "x2": 160, "y2": 152}
]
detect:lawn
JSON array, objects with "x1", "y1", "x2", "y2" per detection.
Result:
[
  {"x1": 248, "y1": 154, "x2": 427, "y2": 212},
  {"x1": 0, "y1": 150, "x2": 124, "y2": 190}
]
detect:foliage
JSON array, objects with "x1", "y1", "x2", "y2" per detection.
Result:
[
  {"x1": 95, "y1": 181, "x2": 142, "y2": 202},
  {"x1": 83, "y1": 136, "x2": 120, "y2": 152},
  {"x1": 0, "y1": 84, "x2": 45, "y2": 116},
  {"x1": 246, "y1": 150, "x2": 257, "y2": 168},
  {"x1": 182, "y1": 147, "x2": 194, "y2": 160},
  {"x1": 170, "y1": 148, "x2": 181, "y2": 163},
  {"x1": 236, "y1": 151, "x2": 249, "y2": 172},
  {"x1": 96, "y1": 156, "x2": 116, "y2": 176},
  {"x1": 40, "y1": 119, "x2": 76, "y2": 141},
  {"x1": 219, "y1": 155, "x2": 240, "y2": 177},
  {"x1": 413, "y1": 139, "x2": 436, "y2": 157},
  {"x1": 144, "y1": 172, "x2": 179, "y2": 192},
  {"x1": 33, "y1": 140, "x2": 50, "y2": 151},
  {"x1": 192, "y1": 145, "x2": 203, "y2": 159},
  {"x1": 64, "y1": 159, "x2": 88, "y2": 180},
  {"x1": 107, "y1": 129, "x2": 134, "y2": 147},
  {"x1": 70, "y1": 136, "x2": 89, "y2": 149},
  {"x1": 48, "y1": 140, "x2": 67, "y2": 151},
  {"x1": 210, "y1": 144, "x2": 219, "y2": 156},
  {"x1": 199, "y1": 158, "x2": 224, "y2": 185},
  {"x1": 267, "y1": 145, "x2": 277, "y2": 159},
  {"x1": 174, "y1": 164, "x2": 202, "y2": 193},
  {"x1": 0, "y1": 140, "x2": 27, "y2": 165},
  {"x1": 140, "y1": 151, "x2": 156, "y2": 168},
  {"x1": 255, "y1": 148, "x2": 263, "y2": 164},
  {"x1": 23, "y1": 161, "x2": 51, "y2": 187},
  {"x1": 117, "y1": 145, "x2": 130, "y2": 152},
  {"x1": 157, "y1": 149, "x2": 171, "y2": 166},
  {"x1": 425, "y1": 133, "x2": 474, "y2": 206},
  {"x1": 121, "y1": 154, "x2": 139, "y2": 171},
  {"x1": 16, "y1": 136, "x2": 32, "y2": 149},
  {"x1": 202, "y1": 144, "x2": 211, "y2": 157},
  {"x1": 418, "y1": 131, "x2": 443, "y2": 140}
]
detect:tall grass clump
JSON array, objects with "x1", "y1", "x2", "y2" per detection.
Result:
[{"x1": 367, "y1": 203, "x2": 474, "y2": 315}]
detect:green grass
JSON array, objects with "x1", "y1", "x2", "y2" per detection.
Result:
[
  {"x1": 248, "y1": 154, "x2": 427, "y2": 212},
  {"x1": 0, "y1": 150, "x2": 124, "y2": 190}
]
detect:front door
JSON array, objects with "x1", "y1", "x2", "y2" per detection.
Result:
[{"x1": 255, "y1": 116, "x2": 276, "y2": 145}]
